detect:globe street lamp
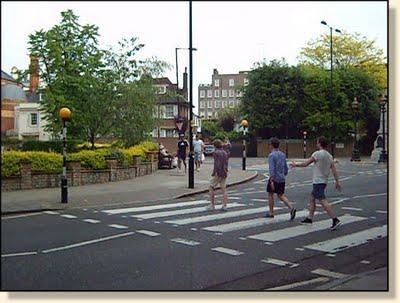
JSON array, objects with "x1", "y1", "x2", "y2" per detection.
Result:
[
  {"x1": 350, "y1": 97, "x2": 361, "y2": 161},
  {"x1": 241, "y1": 119, "x2": 248, "y2": 170},
  {"x1": 321, "y1": 20, "x2": 342, "y2": 160},
  {"x1": 303, "y1": 131, "x2": 307, "y2": 159},
  {"x1": 59, "y1": 107, "x2": 71, "y2": 203},
  {"x1": 378, "y1": 94, "x2": 388, "y2": 163}
]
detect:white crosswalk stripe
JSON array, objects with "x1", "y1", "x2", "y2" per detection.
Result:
[
  {"x1": 304, "y1": 225, "x2": 387, "y2": 253},
  {"x1": 247, "y1": 215, "x2": 366, "y2": 242},
  {"x1": 131, "y1": 203, "x2": 244, "y2": 219}
]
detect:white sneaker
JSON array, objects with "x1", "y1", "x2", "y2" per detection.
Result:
[{"x1": 206, "y1": 204, "x2": 215, "y2": 211}]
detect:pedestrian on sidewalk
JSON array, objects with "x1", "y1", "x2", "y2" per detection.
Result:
[
  {"x1": 290, "y1": 136, "x2": 342, "y2": 230},
  {"x1": 266, "y1": 137, "x2": 296, "y2": 220},
  {"x1": 177, "y1": 134, "x2": 189, "y2": 173},
  {"x1": 193, "y1": 134, "x2": 204, "y2": 172},
  {"x1": 208, "y1": 139, "x2": 229, "y2": 211}
]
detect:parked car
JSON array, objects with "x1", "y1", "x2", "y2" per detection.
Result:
[{"x1": 203, "y1": 144, "x2": 215, "y2": 155}]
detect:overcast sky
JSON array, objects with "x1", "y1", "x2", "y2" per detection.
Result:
[{"x1": 1, "y1": 1, "x2": 387, "y2": 113}]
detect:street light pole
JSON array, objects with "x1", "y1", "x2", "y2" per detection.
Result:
[
  {"x1": 241, "y1": 119, "x2": 248, "y2": 170},
  {"x1": 59, "y1": 107, "x2": 71, "y2": 203},
  {"x1": 379, "y1": 94, "x2": 388, "y2": 163},
  {"x1": 303, "y1": 131, "x2": 307, "y2": 159},
  {"x1": 188, "y1": 0, "x2": 194, "y2": 188},
  {"x1": 351, "y1": 97, "x2": 361, "y2": 161}
]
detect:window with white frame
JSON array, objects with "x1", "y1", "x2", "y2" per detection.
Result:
[
  {"x1": 215, "y1": 100, "x2": 220, "y2": 108},
  {"x1": 152, "y1": 128, "x2": 158, "y2": 138},
  {"x1": 229, "y1": 100, "x2": 235, "y2": 108},
  {"x1": 222, "y1": 101, "x2": 227, "y2": 108},
  {"x1": 159, "y1": 129, "x2": 166, "y2": 138},
  {"x1": 214, "y1": 90, "x2": 220, "y2": 98},
  {"x1": 244, "y1": 78, "x2": 249, "y2": 86},
  {"x1": 200, "y1": 101, "x2": 205, "y2": 108},
  {"x1": 236, "y1": 90, "x2": 242, "y2": 97},
  {"x1": 207, "y1": 90, "x2": 212, "y2": 98},
  {"x1": 214, "y1": 111, "x2": 218, "y2": 118},
  {"x1": 214, "y1": 79, "x2": 220, "y2": 87},
  {"x1": 229, "y1": 89, "x2": 234, "y2": 97},
  {"x1": 200, "y1": 111, "x2": 205, "y2": 118},
  {"x1": 222, "y1": 89, "x2": 227, "y2": 97},
  {"x1": 164, "y1": 105, "x2": 176, "y2": 118},
  {"x1": 165, "y1": 129, "x2": 177, "y2": 138},
  {"x1": 229, "y1": 79, "x2": 234, "y2": 86},
  {"x1": 207, "y1": 112, "x2": 213, "y2": 119},
  {"x1": 30, "y1": 113, "x2": 38, "y2": 126},
  {"x1": 207, "y1": 101, "x2": 213, "y2": 108},
  {"x1": 200, "y1": 90, "x2": 205, "y2": 98},
  {"x1": 156, "y1": 85, "x2": 167, "y2": 94}
]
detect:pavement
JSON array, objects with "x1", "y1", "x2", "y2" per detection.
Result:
[{"x1": 1, "y1": 160, "x2": 258, "y2": 215}]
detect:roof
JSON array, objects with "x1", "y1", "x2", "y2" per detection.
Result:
[
  {"x1": 1, "y1": 70, "x2": 18, "y2": 83},
  {"x1": 153, "y1": 78, "x2": 173, "y2": 85},
  {"x1": 158, "y1": 95, "x2": 189, "y2": 107},
  {"x1": 1, "y1": 84, "x2": 27, "y2": 102}
]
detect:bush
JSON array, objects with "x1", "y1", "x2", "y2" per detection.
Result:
[
  {"x1": 21, "y1": 139, "x2": 84, "y2": 153},
  {"x1": 1, "y1": 151, "x2": 62, "y2": 177},
  {"x1": 68, "y1": 150, "x2": 109, "y2": 170}
]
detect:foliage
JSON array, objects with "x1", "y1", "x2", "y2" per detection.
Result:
[
  {"x1": 217, "y1": 107, "x2": 241, "y2": 132},
  {"x1": 20, "y1": 139, "x2": 84, "y2": 153},
  {"x1": 68, "y1": 149, "x2": 109, "y2": 169}
]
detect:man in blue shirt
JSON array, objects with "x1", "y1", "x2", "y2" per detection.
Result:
[{"x1": 266, "y1": 137, "x2": 296, "y2": 220}]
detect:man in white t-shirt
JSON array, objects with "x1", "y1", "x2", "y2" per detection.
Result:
[
  {"x1": 290, "y1": 136, "x2": 342, "y2": 230},
  {"x1": 193, "y1": 134, "x2": 204, "y2": 172}
]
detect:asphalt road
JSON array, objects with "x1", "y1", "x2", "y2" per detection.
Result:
[{"x1": 1, "y1": 159, "x2": 388, "y2": 290}]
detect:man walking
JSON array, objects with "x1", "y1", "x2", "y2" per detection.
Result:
[
  {"x1": 177, "y1": 134, "x2": 189, "y2": 173},
  {"x1": 193, "y1": 134, "x2": 204, "y2": 172},
  {"x1": 266, "y1": 137, "x2": 296, "y2": 220},
  {"x1": 290, "y1": 136, "x2": 342, "y2": 230},
  {"x1": 208, "y1": 139, "x2": 229, "y2": 211}
]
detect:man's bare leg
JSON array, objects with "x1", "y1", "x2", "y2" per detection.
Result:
[
  {"x1": 278, "y1": 194, "x2": 294, "y2": 210},
  {"x1": 320, "y1": 199, "x2": 336, "y2": 219},
  {"x1": 268, "y1": 193, "x2": 275, "y2": 215},
  {"x1": 308, "y1": 197, "x2": 316, "y2": 220}
]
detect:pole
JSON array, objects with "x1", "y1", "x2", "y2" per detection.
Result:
[
  {"x1": 242, "y1": 128, "x2": 246, "y2": 170},
  {"x1": 285, "y1": 122, "x2": 289, "y2": 157},
  {"x1": 330, "y1": 26, "x2": 335, "y2": 159},
  {"x1": 175, "y1": 48, "x2": 180, "y2": 117},
  {"x1": 61, "y1": 120, "x2": 68, "y2": 203},
  {"x1": 303, "y1": 132, "x2": 307, "y2": 159},
  {"x1": 379, "y1": 101, "x2": 387, "y2": 163},
  {"x1": 188, "y1": 0, "x2": 194, "y2": 188}
]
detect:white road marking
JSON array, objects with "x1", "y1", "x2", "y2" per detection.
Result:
[
  {"x1": 341, "y1": 207, "x2": 363, "y2": 211},
  {"x1": 264, "y1": 242, "x2": 273, "y2": 245},
  {"x1": 325, "y1": 254, "x2": 336, "y2": 258},
  {"x1": 60, "y1": 214, "x2": 77, "y2": 219},
  {"x1": 266, "y1": 277, "x2": 329, "y2": 290},
  {"x1": 136, "y1": 230, "x2": 160, "y2": 237},
  {"x1": 171, "y1": 238, "x2": 200, "y2": 246},
  {"x1": 360, "y1": 260, "x2": 371, "y2": 264},
  {"x1": 42, "y1": 232, "x2": 135, "y2": 253},
  {"x1": 203, "y1": 209, "x2": 306, "y2": 233},
  {"x1": 304, "y1": 225, "x2": 387, "y2": 253},
  {"x1": 2, "y1": 212, "x2": 43, "y2": 220},
  {"x1": 190, "y1": 228, "x2": 198, "y2": 231},
  {"x1": 312, "y1": 268, "x2": 349, "y2": 279},
  {"x1": 211, "y1": 247, "x2": 244, "y2": 256},
  {"x1": 239, "y1": 237, "x2": 247, "y2": 240},
  {"x1": 165, "y1": 207, "x2": 272, "y2": 226},
  {"x1": 353, "y1": 193, "x2": 387, "y2": 199},
  {"x1": 247, "y1": 215, "x2": 366, "y2": 242},
  {"x1": 108, "y1": 224, "x2": 128, "y2": 229},
  {"x1": 2, "y1": 251, "x2": 38, "y2": 258},
  {"x1": 102, "y1": 200, "x2": 209, "y2": 214},
  {"x1": 251, "y1": 198, "x2": 267, "y2": 202},
  {"x1": 132, "y1": 203, "x2": 244, "y2": 219},
  {"x1": 295, "y1": 248, "x2": 305, "y2": 251},
  {"x1": 82, "y1": 219, "x2": 100, "y2": 224},
  {"x1": 43, "y1": 211, "x2": 59, "y2": 215},
  {"x1": 262, "y1": 258, "x2": 298, "y2": 268},
  {"x1": 376, "y1": 210, "x2": 387, "y2": 214}
]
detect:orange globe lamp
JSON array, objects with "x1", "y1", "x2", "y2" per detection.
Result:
[
  {"x1": 59, "y1": 107, "x2": 71, "y2": 121},
  {"x1": 240, "y1": 119, "x2": 248, "y2": 128}
]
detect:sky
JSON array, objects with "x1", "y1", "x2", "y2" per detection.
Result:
[{"x1": 1, "y1": 1, "x2": 387, "y2": 114}]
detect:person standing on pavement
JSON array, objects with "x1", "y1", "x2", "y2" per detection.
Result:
[
  {"x1": 290, "y1": 136, "x2": 342, "y2": 230},
  {"x1": 177, "y1": 134, "x2": 189, "y2": 173},
  {"x1": 266, "y1": 137, "x2": 296, "y2": 220},
  {"x1": 208, "y1": 139, "x2": 229, "y2": 211},
  {"x1": 193, "y1": 134, "x2": 204, "y2": 172}
]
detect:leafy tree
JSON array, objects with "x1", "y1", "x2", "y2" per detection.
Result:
[
  {"x1": 217, "y1": 106, "x2": 241, "y2": 132},
  {"x1": 298, "y1": 31, "x2": 387, "y2": 89}
]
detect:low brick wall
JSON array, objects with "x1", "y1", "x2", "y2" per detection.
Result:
[{"x1": 1, "y1": 155, "x2": 158, "y2": 191}]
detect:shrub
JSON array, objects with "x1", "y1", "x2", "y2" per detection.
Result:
[
  {"x1": 68, "y1": 150, "x2": 109, "y2": 170},
  {"x1": 20, "y1": 139, "x2": 84, "y2": 153}
]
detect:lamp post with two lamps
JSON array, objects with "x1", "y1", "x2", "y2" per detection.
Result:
[
  {"x1": 350, "y1": 97, "x2": 361, "y2": 162},
  {"x1": 59, "y1": 107, "x2": 71, "y2": 203}
]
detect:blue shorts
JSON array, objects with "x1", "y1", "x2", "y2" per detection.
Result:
[{"x1": 312, "y1": 183, "x2": 327, "y2": 200}]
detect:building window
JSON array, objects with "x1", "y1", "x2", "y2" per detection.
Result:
[
  {"x1": 229, "y1": 79, "x2": 235, "y2": 86},
  {"x1": 166, "y1": 129, "x2": 177, "y2": 138},
  {"x1": 244, "y1": 78, "x2": 249, "y2": 86},
  {"x1": 215, "y1": 100, "x2": 220, "y2": 108},
  {"x1": 229, "y1": 89, "x2": 234, "y2": 97},
  {"x1": 214, "y1": 79, "x2": 220, "y2": 87},
  {"x1": 200, "y1": 90, "x2": 205, "y2": 98},
  {"x1": 229, "y1": 101, "x2": 235, "y2": 108},
  {"x1": 30, "y1": 113, "x2": 38, "y2": 126},
  {"x1": 222, "y1": 101, "x2": 227, "y2": 108},
  {"x1": 200, "y1": 101, "x2": 205, "y2": 108},
  {"x1": 152, "y1": 128, "x2": 158, "y2": 138},
  {"x1": 207, "y1": 101, "x2": 213, "y2": 108},
  {"x1": 207, "y1": 90, "x2": 212, "y2": 98},
  {"x1": 207, "y1": 112, "x2": 213, "y2": 119},
  {"x1": 214, "y1": 90, "x2": 220, "y2": 98},
  {"x1": 236, "y1": 90, "x2": 242, "y2": 97},
  {"x1": 214, "y1": 111, "x2": 218, "y2": 118},
  {"x1": 236, "y1": 100, "x2": 241, "y2": 106},
  {"x1": 200, "y1": 111, "x2": 205, "y2": 118},
  {"x1": 156, "y1": 85, "x2": 167, "y2": 94},
  {"x1": 222, "y1": 90, "x2": 227, "y2": 97},
  {"x1": 165, "y1": 105, "x2": 176, "y2": 118}
]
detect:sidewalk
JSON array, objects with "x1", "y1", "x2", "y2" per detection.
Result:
[
  {"x1": 315, "y1": 267, "x2": 388, "y2": 290},
  {"x1": 1, "y1": 163, "x2": 257, "y2": 214}
]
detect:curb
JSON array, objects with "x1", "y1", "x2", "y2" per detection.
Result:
[
  {"x1": 314, "y1": 267, "x2": 387, "y2": 290},
  {"x1": 1, "y1": 206, "x2": 66, "y2": 216},
  {"x1": 173, "y1": 171, "x2": 259, "y2": 199}
]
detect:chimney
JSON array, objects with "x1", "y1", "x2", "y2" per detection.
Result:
[
  {"x1": 183, "y1": 67, "x2": 188, "y2": 97},
  {"x1": 213, "y1": 68, "x2": 218, "y2": 75},
  {"x1": 29, "y1": 55, "x2": 39, "y2": 93}
]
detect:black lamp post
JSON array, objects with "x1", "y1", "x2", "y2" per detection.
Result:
[
  {"x1": 350, "y1": 97, "x2": 361, "y2": 161},
  {"x1": 321, "y1": 20, "x2": 341, "y2": 160},
  {"x1": 59, "y1": 107, "x2": 71, "y2": 203},
  {"x1": 379, "y1": 94, "x2": 388, "y2": 163},
  {"x1": 241, "y1": 119, "x2": 248, "y2": 170},
  {"x1": 188, "y1": 0, "x2": 194, "y2": 188}
]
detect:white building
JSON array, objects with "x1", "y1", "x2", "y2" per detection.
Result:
[{"x1": 14, "y1": 103, "x2": 52, "y2": 141}]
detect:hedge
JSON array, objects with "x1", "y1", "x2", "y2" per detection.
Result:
[
  {"x1": 1, "y1": 141, "x2": 159, "y2": 177},
  {"x1": 20, "y1": 139, "x2": 84, "y2": 153}
]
